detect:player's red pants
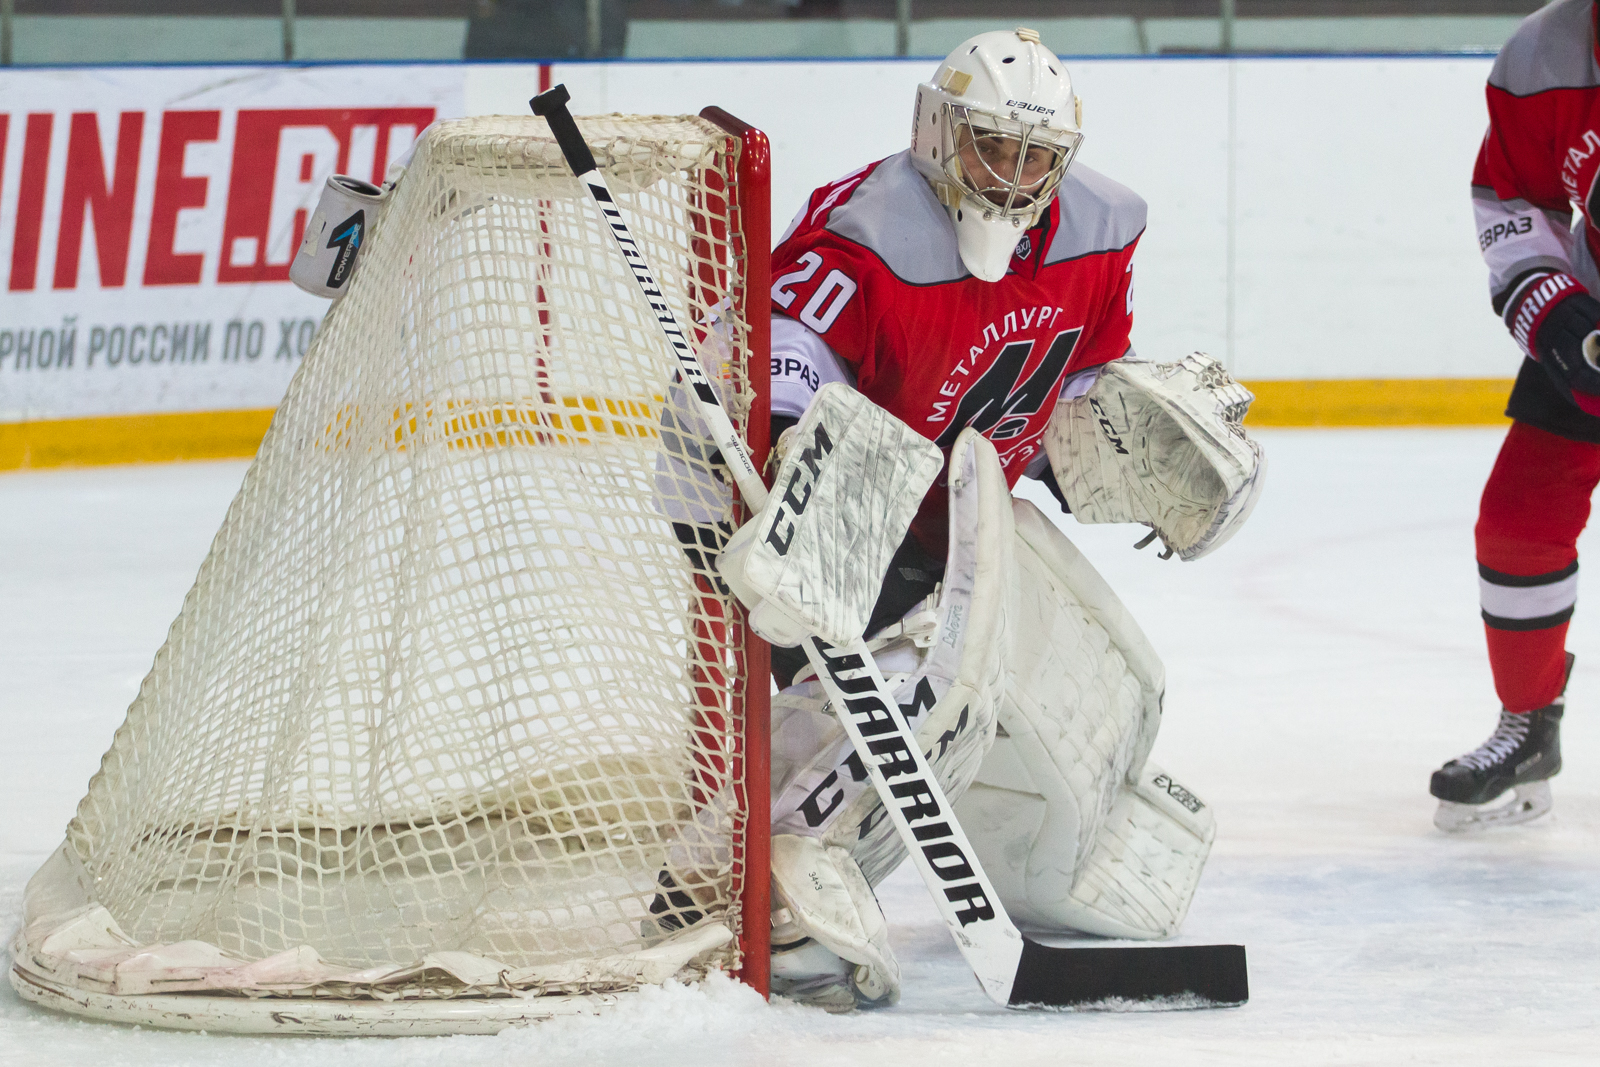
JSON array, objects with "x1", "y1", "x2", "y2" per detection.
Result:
[{"x1": 1476, "y1": 421, "x2": 1600, "y2": 711}]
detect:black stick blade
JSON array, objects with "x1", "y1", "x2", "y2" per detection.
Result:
[{"x1": 1009, "y1": 939, "x2": 1248, "y2": 1009}]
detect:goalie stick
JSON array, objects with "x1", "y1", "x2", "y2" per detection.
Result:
[{"x1": 529, "y1": 84, "x2": 1248, "y2": 1011}]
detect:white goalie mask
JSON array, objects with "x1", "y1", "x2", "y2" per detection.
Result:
[{"x1": 910, "y1": 27, "x2": 1084, "y2": 282}]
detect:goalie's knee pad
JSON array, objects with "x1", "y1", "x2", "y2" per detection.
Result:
[
  {"x1": 953, "y1": 499, "x2": 1212, "y2": 939},
  {"x1": 769, "y1": 835, "x2": 899, "y2": 1011},
  {"x1": 768, "y1": 429, "x2": 1014, "y2": 887}
]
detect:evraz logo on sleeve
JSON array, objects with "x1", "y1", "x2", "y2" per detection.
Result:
[{"x1": 1478, "y1": 215, "x2": 1535, "y2": 251}]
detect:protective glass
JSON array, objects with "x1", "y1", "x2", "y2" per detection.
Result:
[{"x1": 941, "y1": 104, "x2": 1081, "y2": 219}]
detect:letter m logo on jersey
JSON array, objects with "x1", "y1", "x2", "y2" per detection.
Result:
[{"x1": 933, "y1": 328, "x2": 1082, "y2": 448}]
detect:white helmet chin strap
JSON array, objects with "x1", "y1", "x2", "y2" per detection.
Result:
[{"x1": 950, "y1": 194, "x2": 1036, "y2": 282}]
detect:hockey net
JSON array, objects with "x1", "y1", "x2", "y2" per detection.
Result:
[{"x1": 10, "y1": 112, "x2": 772, "y2": 1035}]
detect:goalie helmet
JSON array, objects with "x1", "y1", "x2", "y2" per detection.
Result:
[{"x1": 910, "y1": 27, "x2": 1084, "y2": 282}]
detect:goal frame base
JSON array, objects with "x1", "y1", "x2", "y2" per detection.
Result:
[{"x1": 10, "y1": 960, "x2": 644, "y2": 1036}]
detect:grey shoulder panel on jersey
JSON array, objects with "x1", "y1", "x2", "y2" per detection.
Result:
[
  {"x1": 1044, "y1": 163, "x2": 1147, "y2": 266},
  {"x1": 1489, "y1": 0, "x2": 1598, "y2": 96},
  {"x1": 824, "y1": 150, "x2": 969, "y2": 285},
  {"x1": 1471, "y1": 187, "x2": 1537, "y2": 210},
  {"x1": 824, "y1": 151, "x2": 1146, "y2": 281}
]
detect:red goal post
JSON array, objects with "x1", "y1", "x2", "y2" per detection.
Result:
[{"x1": 700, "y1": 105, "x2": 774, "y2": 1000}]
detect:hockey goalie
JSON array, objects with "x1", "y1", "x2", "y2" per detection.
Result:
[{"x1": 669, "y1": 27, "x2": 1266, "y2": 1011}]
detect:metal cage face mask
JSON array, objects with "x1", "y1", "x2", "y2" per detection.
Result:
[{"x1": 939, "y1": 104, "x2": 1081, "y2": 220}]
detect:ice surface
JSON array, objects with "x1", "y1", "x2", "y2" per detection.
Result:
[{"x1": 3, "y1": 429, "x2": 1598, "y2": 1065}]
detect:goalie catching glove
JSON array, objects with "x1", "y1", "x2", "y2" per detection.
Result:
[
  {"x1": 1047, "y1": 353, "x2": 1265, "y2": 561},
  {"x1": 720, "y1": 382, "x2": 945, "y2": 647}
]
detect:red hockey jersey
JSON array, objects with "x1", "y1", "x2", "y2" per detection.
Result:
[
  {"x1": 1473, "y1": 0, "x2": 1600, "y2": 308},
  {"x1": 770, "y1": 150, "x2": 1145, "y2": 553}
]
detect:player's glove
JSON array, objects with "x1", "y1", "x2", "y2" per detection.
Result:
[{"x1": 1503, "y1": 271, "x2": 1600, "y2": 415}]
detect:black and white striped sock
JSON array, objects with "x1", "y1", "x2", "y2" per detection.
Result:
[{"x1": 1479, "y1": 561, "x2": 1578, "y2": 631}]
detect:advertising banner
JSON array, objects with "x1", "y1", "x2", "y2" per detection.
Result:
[{"x1": 0, "y1": 65, "x2": 462, "y2": 427}]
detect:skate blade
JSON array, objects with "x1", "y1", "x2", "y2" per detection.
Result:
[{"x1": 1434, "y1": 780, "x2": 1553, "y2": 833}]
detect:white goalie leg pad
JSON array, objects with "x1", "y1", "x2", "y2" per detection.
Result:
[
  {"x1": 954, "y1": 500, "x2": 1209, "y2": 938},
  {"x1": 769, "y1": 835, "x2": 900, "y2": 1008},
  {"x1": 1046, "y1": 353, "x2": 1266, "y2": 561},
  {"x1": 720, "y1": 382, "x2": 945, "y2": 647},
  {"x1": 1042, "y1": 761, "x2": 1214, "y2": 939},
  {"x1": 958, "y1": 754, "x2": 1212, "y2": 940},
  {"x1": 769, "y1": 429, "x2": 1014, "y2": 889}
]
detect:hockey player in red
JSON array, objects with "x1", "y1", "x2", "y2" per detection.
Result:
[
  {"x1": 708, "y1": 27, "x2": 1264, "y2": 1010},
  {"x1": 763, "y1": 29, "x2": 1141, "y2": 690},
  {"x1": 1434, "y1": 0, "x2": 1600, "y2": 830}
]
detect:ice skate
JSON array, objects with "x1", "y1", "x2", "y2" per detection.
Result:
[
  {"x1": 1430, "y1": 700, "x2": 1563, "y2": 833},
  {"x1": 769, "y1": 915, "x2": 897, "y2": 1013}
]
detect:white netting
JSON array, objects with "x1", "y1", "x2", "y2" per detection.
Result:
[{"x1": 18, "y1": 115, "x2": 759, "y2": 1008}]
